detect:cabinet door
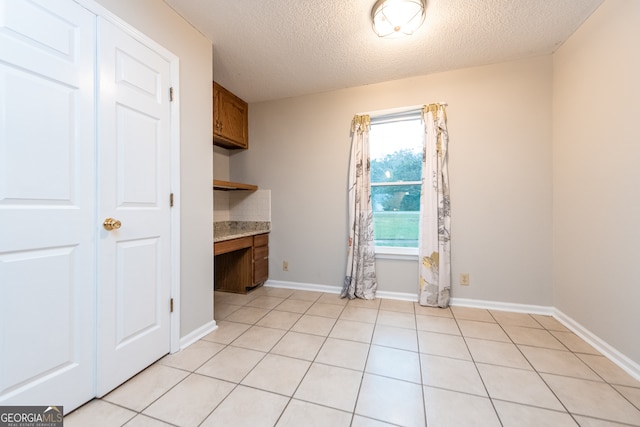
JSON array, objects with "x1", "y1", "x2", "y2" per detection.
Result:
[
  {"x1": 253, "y1": 234, "x2": 269, "y2": 285},
  {"x1": 253, "y1": 246, "x2": 269, "y2": 285},
  {"x1": 213, "y1": 82, "x2": 248, "y2": 149}
]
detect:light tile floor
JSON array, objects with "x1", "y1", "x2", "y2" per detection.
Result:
[{"x1": 65, "y1": 287, "x2": 640, "y2": 427}]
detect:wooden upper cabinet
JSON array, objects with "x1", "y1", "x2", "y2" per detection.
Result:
[{"x1": 213, "y1": 81, "x2": 248, "y2": 149}]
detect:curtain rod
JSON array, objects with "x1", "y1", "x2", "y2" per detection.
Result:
[{"x1": 359, "y1": 102, "x2": 448, "y2": 119}]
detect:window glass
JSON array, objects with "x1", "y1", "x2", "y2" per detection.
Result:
[{"x1": 369, "y1": 115, "x2": 423, "y2": 248}]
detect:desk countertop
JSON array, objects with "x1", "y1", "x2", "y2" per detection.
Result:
[{"x1": 214, "y1": 221, "x2": 270, "y2": 243}]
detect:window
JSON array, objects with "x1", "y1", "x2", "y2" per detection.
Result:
[{"x1": 369, "y1": 110, "x2": 423, "y2": 253}]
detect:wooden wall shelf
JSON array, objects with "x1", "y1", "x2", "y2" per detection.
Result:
[{"x1": 213, "y1": 179, "x2": 258, "y2": 191}]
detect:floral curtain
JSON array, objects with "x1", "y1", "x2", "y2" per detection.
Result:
[
  {"x1": 418, "y1": 104, "x2": 451, "y2": 307},
  {"x1": 342, "y1": 114, "x2": 377, "y2": 300}
]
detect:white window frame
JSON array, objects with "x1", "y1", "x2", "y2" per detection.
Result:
[
  {"x1": 375, "y1": 246, "x2": 419, "y2": 260},
  {"x1": 369, "y1": 108, "x2": 423, "y2": 259}
]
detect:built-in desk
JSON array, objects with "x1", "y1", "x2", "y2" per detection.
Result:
[
  {"x1": 214, "y1": 232, "x2": 269, "y2": 294},
  {"x1": 214, "y1": 235, "x2": 253, "y2": 256}
]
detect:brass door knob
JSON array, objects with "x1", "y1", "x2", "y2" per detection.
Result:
[{"x1": 103, "y1": 218, "x2": 122, "y2": 231}]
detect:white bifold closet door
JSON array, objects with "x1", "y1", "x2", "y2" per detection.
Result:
[
  {"x1": 96, "y1": 17, "x2": 172, "y2": 397},
  {"x1": 0, "y1": 0, "x2": 173, "y2": 412},
  {"x1": 0, "y1": 0, "x2": 97, "y2": 411}
]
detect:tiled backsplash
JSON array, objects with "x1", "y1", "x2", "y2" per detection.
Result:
[
  {"x1": 214, "y1": 189, "x2": 271, "y2": 222},
  {"x1": 213, "y1": 191, "x2": 230, "y2": 221}
]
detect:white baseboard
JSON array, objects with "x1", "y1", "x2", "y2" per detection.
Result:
[
  {"x1": 179, "y1": 320, "x2": 217, "y2": 351},
  {"x1": 376, "y1": 290, "x2": 419, "y2": 301},
  {"x1": 553, "y1": 309, "x2": 640, "y2": 382},
  {"x1": 265, "y1": 280, "x2": 640, "y2": 381},
  {"x1": 265, "y1": 279, "x2": 341, "y2": 294},
  {"x1": 450, "y1": 297, "x2": 554, "y2": 316},
  {"x1": 266, "y1": 279, "x2": 419, "y2": 301},
  {"x1": 267, "y1": 281, "x2": 551, "y2": 310}
]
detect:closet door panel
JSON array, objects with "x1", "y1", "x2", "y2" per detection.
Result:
[
  {"x1": 96, "y1": 16, "x2": 173, "y2": 396},
  {"x1": 0, "y1": 0, "x2": 96, "y2": 412}
]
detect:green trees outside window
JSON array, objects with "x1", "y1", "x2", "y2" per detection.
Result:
[{"x1": 370, "y1": 117, "x2": 423, "y2": 248}]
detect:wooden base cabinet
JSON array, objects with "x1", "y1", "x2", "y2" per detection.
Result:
[
  {"x1": 214, "y1": 249, "x2": 253, "y2": 293},
  {"x1": 214, "y1": 233, "x2": 269, "y2": 294}
]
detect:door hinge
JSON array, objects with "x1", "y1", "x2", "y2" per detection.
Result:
[
  {"x1": 169, "y1": 87, "x2": 174, "y2": 102},
  {"x1": 170, "y1": 192, "x2": 174, "y2": 207},
  {"x1": 170, "y1": 298, "x2": 174, "y2": 313}
]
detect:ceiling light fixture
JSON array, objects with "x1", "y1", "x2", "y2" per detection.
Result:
[{"x1": 371, "y1": 0, "x2": 426, "y2": 38}]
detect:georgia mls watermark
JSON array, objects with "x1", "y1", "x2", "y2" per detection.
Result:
[{"x1": 0, "y1": 406, "x2": 63, "y2": 427}]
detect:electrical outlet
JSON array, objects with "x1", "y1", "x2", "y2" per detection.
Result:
[
  {"x1": 283, "y1": 261, "x2": 289, "y2": 271},
  {"x1": 460, "y1": 273, "x2": 470, "y2": 286}
]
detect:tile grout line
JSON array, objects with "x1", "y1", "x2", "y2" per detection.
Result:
[
  {"x1": 254, "y1": 292, "x2": 353, "y2": 425},
  {"x1": 489, "y1": 310, "x2": 583, "y2": 426},
  {"x1": 201, "y1": 288, "x2": 301, "y2": 426},
  {"x1": 516, "y1": 341, "x2": 640, "y2": 423},
  {"x1": 270, "y1": 290, "x2": 344, "y2": 427},
  {"x1": 217, "y1": 295, "x2": 640, "y2": 425},
  {"x1": 413, "y1": 303, "x2": 430, "y2": 427},
  {"x1": 349, "y1": 300, "x2": 381, "y2": 426},
  {"x1": 74, "y1": 292, "x2": 639, "y2": 427},
  {"x1": 452, "y1": 307, "x2": 505, "y2": 427}
]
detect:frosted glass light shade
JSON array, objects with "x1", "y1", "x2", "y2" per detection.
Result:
[{"x1": 371, "y1": 0, "x2": 426, "y2": 38}]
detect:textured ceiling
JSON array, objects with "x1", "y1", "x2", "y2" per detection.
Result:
[{"x1": 163, "y1": 0, "x2": 603, "y2": 103}]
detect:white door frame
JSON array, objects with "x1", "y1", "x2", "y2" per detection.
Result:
[{"x1": 75, "y1": 0, "x2": 181, "y2": 354}]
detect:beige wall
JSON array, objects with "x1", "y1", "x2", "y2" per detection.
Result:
[
  {"x1": 213, "y1": 146, "x2": 231, "y2": 180},
  {"x1": 231, "y1": 56, "x2": 554, "y2": 305},
  {"x1": 95, "y1": 0, "x2": 214, "y2": 337},
  {"x1": 93, "y1": 0, "x2": 640, "y2": 369},
  {"x1": 553, "y1": 0, "x2": 640, "y2": 365}
]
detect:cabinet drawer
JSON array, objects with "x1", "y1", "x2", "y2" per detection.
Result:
[
  {"x1": 214, "y1": 236, "x2": 253, "y2": 256},
  {"x1": 254, "y1": 233, "x2": 269, "y2": 247},
  {"x1": 253, "y1": 245, "x2": 268, "y2": 261}
]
